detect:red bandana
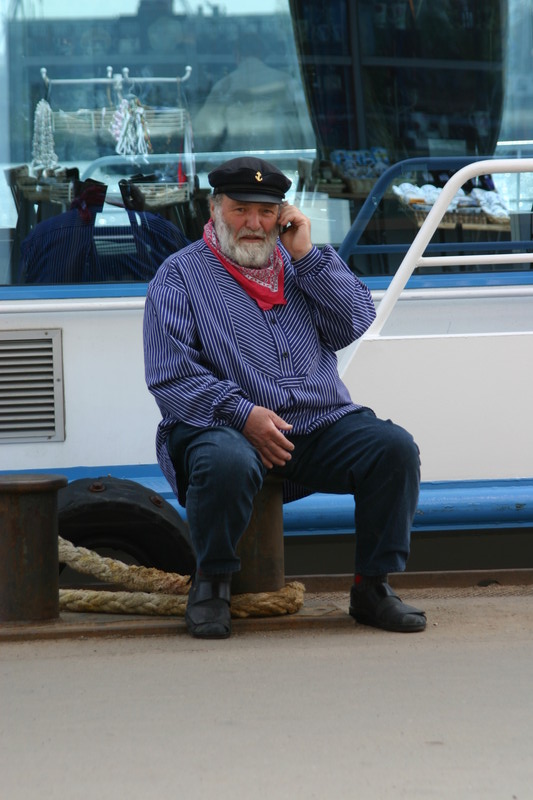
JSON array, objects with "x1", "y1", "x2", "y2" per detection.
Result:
[{"x1": 203, "y1": 219, "x2": 286, "y2": 311}]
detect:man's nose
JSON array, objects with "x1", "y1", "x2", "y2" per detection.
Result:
[{"x1": 244, "y1": 209, "x2": 262, "y2": 229}]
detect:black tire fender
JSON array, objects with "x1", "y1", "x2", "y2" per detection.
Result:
[{"x1": 58, "y1": 476, "x2": 195, "y2": 575}]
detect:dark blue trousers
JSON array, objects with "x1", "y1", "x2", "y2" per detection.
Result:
[{"x1": 167, "y1": 409, "x2": 420, "y2": 577}]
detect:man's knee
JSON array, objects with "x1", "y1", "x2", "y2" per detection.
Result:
[
  {"x1": 188, "y1": 427, "x2": 263, "y2": 489},
  {"x1": 384, "y1": 422, "x2": 420, "y2": 474}
]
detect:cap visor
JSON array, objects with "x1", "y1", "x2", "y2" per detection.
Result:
[{"x1": 225, "y1": 190, "x2": 284, "y2": 204}]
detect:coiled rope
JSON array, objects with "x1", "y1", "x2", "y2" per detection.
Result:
[{"x1": 58, "y1": 536, "x2": 305, "y2": 618}]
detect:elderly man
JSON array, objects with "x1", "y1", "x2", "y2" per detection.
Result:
[{"x1": 143, "y1": 156, "x2": 425, "y2": 639}]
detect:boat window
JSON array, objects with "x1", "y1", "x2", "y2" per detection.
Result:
[{"x1": 1, "y1": 1, "x2": 532, "y2": 289}]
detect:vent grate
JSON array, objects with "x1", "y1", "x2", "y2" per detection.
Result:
[{"x1": 0, "y1": 329, "x2": 65, "y2": 443}]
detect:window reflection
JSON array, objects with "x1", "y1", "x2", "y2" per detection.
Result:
[
  {"x1": 17, "y1": 178, "x2": 189, "y2": 284},
  {"x1": 2, "y1": 1, "x2": 317, "y2": 285}
]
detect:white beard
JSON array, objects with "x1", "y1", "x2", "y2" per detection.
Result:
[{"x1": 212, "y1": 205, "x2": 279, "y2": 268}]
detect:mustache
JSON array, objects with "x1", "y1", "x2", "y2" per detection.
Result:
[
  {"x1": 236, "y1": 225, "x2": 280, "y2": 242},
  {"x1": 236, "y1": 228, "x2": 265, "y2": 241}
]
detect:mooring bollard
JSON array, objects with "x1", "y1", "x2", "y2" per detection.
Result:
[
  {"x1": 0, "y1": 474, "x2": 68, "y2": 624},
  {"x1": 232, "y1": 474, "x2": 285, "y2": 595}
]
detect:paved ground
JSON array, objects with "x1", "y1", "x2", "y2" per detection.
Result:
[{"x1": 1, "y1": 582, "x2": 532, "y2": 799}]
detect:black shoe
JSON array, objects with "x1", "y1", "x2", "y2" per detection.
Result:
[
  {"x1": 185, "y1": 573, "x2": 232, "y2": 639},
  {"x1": 349, "y1": 577, "x2": 426, "y2": 633}
]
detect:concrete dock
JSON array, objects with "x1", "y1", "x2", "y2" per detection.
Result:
[{"x1": 1, "y1": 577, "x2": 532, "y2": 799}]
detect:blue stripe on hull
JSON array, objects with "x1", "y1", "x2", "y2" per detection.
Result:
[{"x1": 2, "y1": 465, "x2": 532, "y2": 534}]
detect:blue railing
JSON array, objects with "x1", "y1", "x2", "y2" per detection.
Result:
[{"x1": 337, "y1": 155, "x2": 533, "y2": 287}]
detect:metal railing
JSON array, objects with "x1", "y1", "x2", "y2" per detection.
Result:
[
  {"x1": 338, "y1": 155, "x2": 533, "y2": 265},
  {"x1": 343, "y1": 157, "x2": 533, "y2": 341}
]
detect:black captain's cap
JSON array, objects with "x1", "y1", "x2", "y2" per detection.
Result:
[{"x1": 208, "y1": 156, "x2": 292, "y2": 204}]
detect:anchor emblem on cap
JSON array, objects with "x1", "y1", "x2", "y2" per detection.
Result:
[{"x1": 255, "y1": 171, "x2": 263, "y2": 182}]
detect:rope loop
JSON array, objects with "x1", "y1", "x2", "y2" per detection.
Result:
[{"x1": 58, "y1": 536, "x2": 305, "y2": 618}]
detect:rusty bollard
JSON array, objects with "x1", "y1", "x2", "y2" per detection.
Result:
[
  {"x1": 233, "y1": 475, "x2": 285, "y2": 595},
  {"x1": 0, "y1": 474, "x2": 68, "y2": 624}
]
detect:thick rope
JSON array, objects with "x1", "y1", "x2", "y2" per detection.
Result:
[
  {"x1": 58, "y1": 536, "x2": 305, "y2": 618},
  {"x1": 58, "y1": 537, "x2": 190, "y2": 595}
]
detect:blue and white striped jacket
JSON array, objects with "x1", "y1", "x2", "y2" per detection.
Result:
[{"x1": 143, "y1": 238, "x2": 376, "y2": 502}]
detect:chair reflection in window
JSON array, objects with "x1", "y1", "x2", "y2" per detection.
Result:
[{"x1": 18, "y1": 179, "x2": 189, "y2": 284}]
